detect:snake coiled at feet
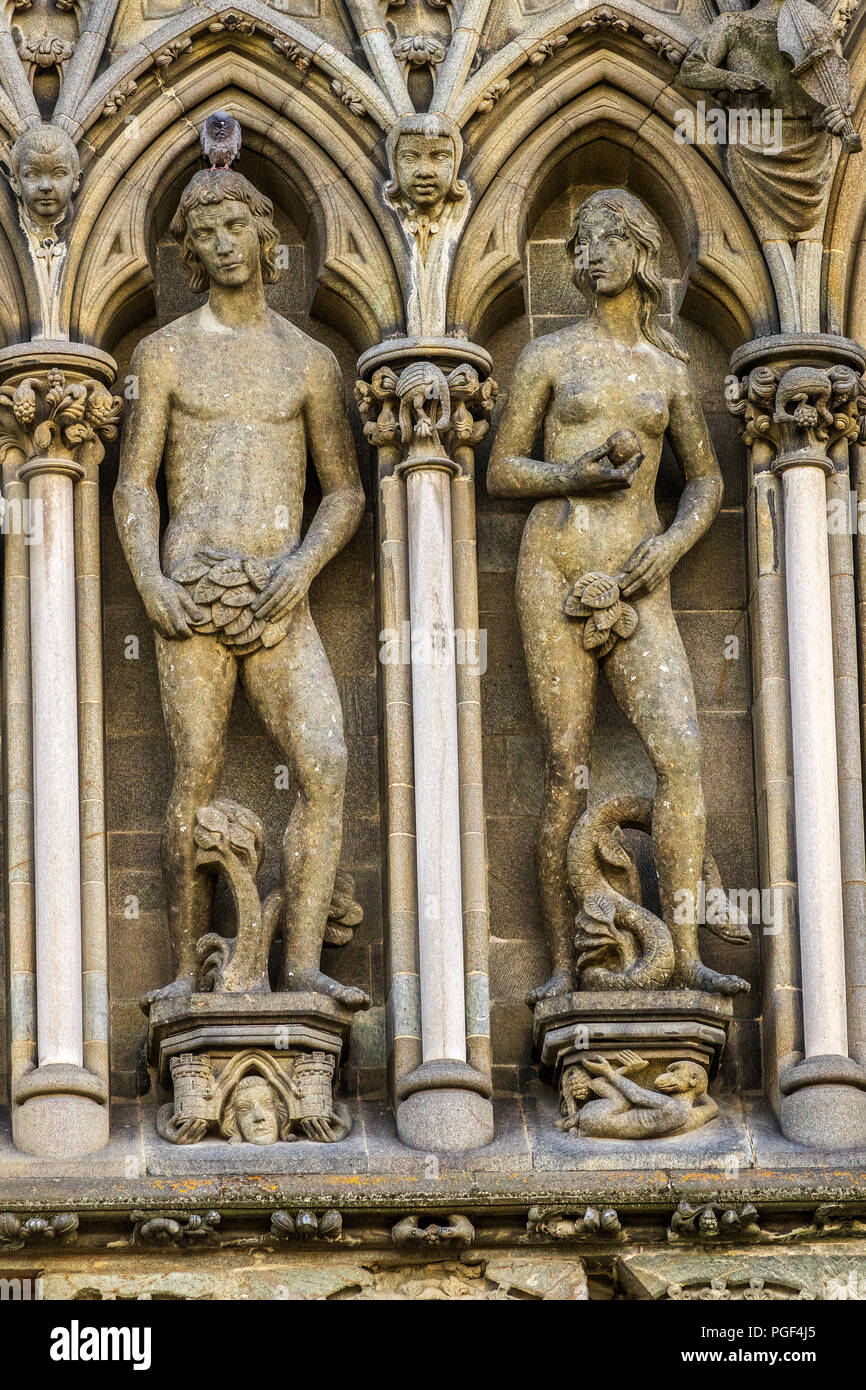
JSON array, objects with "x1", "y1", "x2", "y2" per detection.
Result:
[{"x1": 567, "y1": 795, "x2": 748, "y2": 991}]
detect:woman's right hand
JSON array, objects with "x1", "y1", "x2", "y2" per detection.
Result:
[{"x1": 570, "y1": 437, "x2": 643, "y2": 492}]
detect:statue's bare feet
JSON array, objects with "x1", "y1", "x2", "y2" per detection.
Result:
[
  {"x1": 140, "y1": 973, "x2": 196, "y2": 1013},
  {"x1": 281, "y1": 966, "x2": 371, "y2": 1012},
  {"x1": 526, "y1": 970, "x2": 573, "y2": 1006},
  {"x1": 677, "y1": 961, "x2": 751, "y2": 996}
]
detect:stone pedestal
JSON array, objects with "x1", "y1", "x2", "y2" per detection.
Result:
[
  {"x1": 148, "y1": 993, "x2": 354, "y2": 1146},
  {"x1": 533, "y1": 990, "x2": 732, "y2": 1107}
]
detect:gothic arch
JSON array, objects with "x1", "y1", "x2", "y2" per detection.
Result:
[
  {"x1": 71, "y1": 0, "x2": 397, "y2": 136},
  {"x1": 65, "y1": 66, "x2": 404, "y2": 351},
  {"x1": 451, "y1": 68, "x2": 777, "y2": 345}
]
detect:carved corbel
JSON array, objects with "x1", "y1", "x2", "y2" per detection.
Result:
[
  {"x1": 669, "y1": 1201, "x2": 763, "y2": 1243},
  {"x1": 355, "y1": 359, "x2": 497, "y2": 466},
  {"x1": 391, "y1": 34, "x2": 447, "y2": 69},
  {"x1": 526, "y1": 1206, "x2": 622, "y2": 1240},
  {"x1": 271, "y1": 1209, "x2": 343, "y2": 1240},
  {"x1": 383, "y1": 114, "x2": 471, "y2": 332},
  {"x1": 12, "y1": 31, "x2": 75, "y2": 86},
  {"x1": 355, "y1": 367, "x2": 401, "y2": 449},
  {"x1": 0, "y1": 1211, "x2": 78, "y2": 1249},
  {"x1": 156, "y1": 1047, "x2": 352, "y2": 1147},
  {"x1": 130, "y1": 1211, "x2": 222, "y2": 1247},
  {"x1": 391, "y1": 1214, "x2": 475, "y2": 1249},
  {"x1": 3, "y1": 124, "x2": 82, "y2": 337},
  {"x1": 446, "y1": 363, "x2": 497, "y2": 452}
]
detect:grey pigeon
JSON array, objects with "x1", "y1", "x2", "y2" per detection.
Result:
[{"x1": 200, "y1": 112, "x2": 242, "y2": 169}]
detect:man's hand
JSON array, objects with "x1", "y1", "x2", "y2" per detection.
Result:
[
  {"x1": 143, "y1": 575, "x2": 205, "y2": 640},
  {"x1": 251, "y1": 551, "x2": 314, "y2": 622},
  {"x1": 620, "y1": 534, "x2": 680, "y2": 598}
]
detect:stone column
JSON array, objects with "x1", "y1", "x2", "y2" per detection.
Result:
[
  {"x1": 729, "y1": 335, "x2": 866, "y2": 1147},
  {"x1": 0, "y1": 343, "x2": 120, "y2": 1156},
  {"x1": 727, "y1": 369, "x2": 800, "y2": 1113},
  {"x1": 357, "y1": 339, "x2": 495, "y2": 1150},
  {"x1": 826, "y1": 441, "x2": 866, "y2": 1070},
  {"x1": 851, "y1": 437, "x2": 866, "y2": 1060}
]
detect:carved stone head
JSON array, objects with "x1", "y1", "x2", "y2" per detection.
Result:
[
  {"x1": 169, "y1": 167, "x2": 280, "y2": 293},
  {"x1": 229, "y1": 1074, "x2": 283, "y2": 1146},
  {"x1": 655, "y1": 1060, "x2": 709, "y2": 1099},
  {"x1": 384, "y1": 112, "x2": 468, "y2": 220},
  {"x1": 8, "y1": 123, "x2": 80, "y2": 236},
  {"x1": 567, "y1": 189, "x2": 688, "y2": 363}
]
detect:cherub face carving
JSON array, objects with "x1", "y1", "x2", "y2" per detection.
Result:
[
  {"x1": 384, "y1": 113, "x2": 467, "y2": 224},
  {"x1": 394, "y1": 133, "x2": 457, "y2": 212},
  {"x1": 9, "y1": 125, "x2": 79, "y2": 234}
]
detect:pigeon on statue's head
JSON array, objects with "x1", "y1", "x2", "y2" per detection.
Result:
[{"x1": 200, "y1": 112, "x2": 242, "y2": 169}]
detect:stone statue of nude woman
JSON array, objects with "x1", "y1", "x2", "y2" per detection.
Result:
[{"x1": 488, "y1": 188, "x2": 748, "y2": 1004}]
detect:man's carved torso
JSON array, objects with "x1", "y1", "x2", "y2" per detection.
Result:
[{"x1": 141, "y1": 306, "x2": 328, "y2": 573}]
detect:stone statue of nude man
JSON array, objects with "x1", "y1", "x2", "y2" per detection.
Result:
[{"x1": 114, "y1": 165, "x2": 369, "y2": 1010}]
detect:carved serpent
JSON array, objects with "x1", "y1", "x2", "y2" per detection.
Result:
[{"x1": 567, "y1": 796, "x2": 749, "y2": 990}]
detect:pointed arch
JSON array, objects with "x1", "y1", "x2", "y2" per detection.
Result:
[
  {"x1": 450, "y1": 53, "x2": 776, "y2": 345},
  {"x1": 64, "y1": 57, "x2": 404, "y2": 351}
]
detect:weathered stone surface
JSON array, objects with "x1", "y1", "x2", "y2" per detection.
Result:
[
  {"x1": 488, "y1": 189, "x2": 748, "y2": 1016},
  {"x1": 2, "y1": 0, "x2": 866, "y2": 1293}
]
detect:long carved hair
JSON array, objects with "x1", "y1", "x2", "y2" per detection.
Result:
[
  {"x1": 219, "y1": 1072, "x2": 293, "y2": 1143},
  {"x1": 566, "y1": 189, "x2": 688, "y2": 363},
  {"x1": 170, "y1": 168, "x2": 280, "y2": 293}
]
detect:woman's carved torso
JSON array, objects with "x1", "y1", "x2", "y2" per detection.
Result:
[{"x1": 522, "y1": 328, "x2": 677, "y2": 582}]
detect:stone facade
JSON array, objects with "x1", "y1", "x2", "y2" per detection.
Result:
[{"x1": 1, "y1": 0, "x2": 866, "y2": 1300}]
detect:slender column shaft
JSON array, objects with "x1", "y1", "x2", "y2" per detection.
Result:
[
  {"x1": 0, "y1": 32, "x2": 40, "y2": 125},
  {"x1": 2, "y1": 455, "x2": 37, "y2": 1092},
  {"x1": 433, "y1": 0, "x2": 493, "y2": 115},
  {"x1": 404, "y1": 466, "x2": 466, "y2": 1063},
  {"x1": 26, "y1": 460, "x2": 85, "y2": 1067},
  {"x1": 747, "y1": 463, "x2": 801, "y2": 1109},
  {"x1": 75, "y1": 458, "x2": 110, "y2": 1086},
  {"x1": 827, "y1": 455, "x2": 866, "y2": 1066},
  {"x1": 53, "y1": 0, "x2": 121, "y2": 132},
  {"x1": 782, "y1": 464, "x2": 848, "y2": 1057},
  {"x1": 451, "y1": 456, "x2": 491, "y2": 1082},
  {"x1": 378, "y1": 462, "x2": 423, "y2": 1087},
  {"x1": 346, "y1": 0, "x2": 413, "y2": 115}
]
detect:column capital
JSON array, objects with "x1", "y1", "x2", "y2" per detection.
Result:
[
  {"x1": 0, "y1": 342, "x2": 122, "y2": 475},
  {"x1": 726, "y1": 335, "x2": 866, "y2": 475},
  {"x1": 355, "y1": 338, "x2": 497, "y2": 464}
]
